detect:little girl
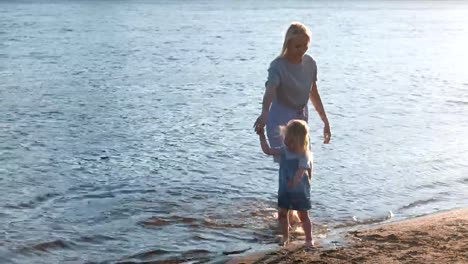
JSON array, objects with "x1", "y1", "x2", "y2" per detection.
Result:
[{"x1": 257, "y1": 119, "x2": 314, "y2": 247}]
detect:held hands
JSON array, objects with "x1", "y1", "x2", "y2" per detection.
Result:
[
  {"x1": 255, "y1": 112, "x2": 331, "y2": 143},
  {"x1": 256, "y1": 127, "x2": 265, "y2": 136},
  {"x1": 253, "y1": 112, "x2": 268, "y2": 134}
]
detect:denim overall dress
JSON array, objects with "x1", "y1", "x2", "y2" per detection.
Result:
[{"x1": 277, "y1": 147, "x2": 312, "y2": 211}]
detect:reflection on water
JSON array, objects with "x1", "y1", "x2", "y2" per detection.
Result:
[{"x1": 1, "y1": 0, "x2": 468, "y2": 263}]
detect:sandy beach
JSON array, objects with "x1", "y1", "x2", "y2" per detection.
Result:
[{"x1": 228, "y1": 208, "x2": 468, "y2": 264}]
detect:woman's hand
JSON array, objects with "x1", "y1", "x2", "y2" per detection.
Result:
[
  {"x1": 256, "y1": 127, "x2": 265, "y2": 136},
  {"x1": 324, "y1": 123, "x2": 331, "y2": 144},
  {"x1": 310, "y1": 82, "x2": 331, "y2": 144},
  {"x1": 253, "y1": 112, "x2": 268, "y2": 133}
]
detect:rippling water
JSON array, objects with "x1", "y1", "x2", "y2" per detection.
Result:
[{"x1": 1, "y1": 0, "x2": 468, "y2": 263}]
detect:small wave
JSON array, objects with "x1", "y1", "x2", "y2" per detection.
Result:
[
  {"x1": 197, "y1": 218, "x2": 244, "y2": 229},
  {"x1": 67, "y1": 183, "x2": 100, "y2": 192},
  {"x1": 446, "y1": 99, "x2": 468, "y2": 105},
  {"x1": 127, "y1": 249, "x2": 171, "y2": 259},
  {"x1": 26, "y1": 52, "x2": 61, "y2": 60},
  {"x1": 190, "y1": 233, "x2": 230, "y2": 243},
  {"x1": 205, "y1": 229, "x2": 258, "y2": 243},
  {"x1": 41, "y1": 110, "x2": 64, "y2": 116},
  {"x1": 182, "y1": 249, "x2": 211, "y2": 258},
  {"x1": 120, "y1": 248, "x2": 212, "y2": 263},
  {"x1": 140, "y1": 217, "x2": 172, "y2": 227},
  {"x1": 350, "y1": 232, "x2": 400, "y2": 243},
  {"x1": 222, "y1": 247, "x2": 251, "y2": 255},
  {"x1": 417, "y1": 181, "x2": 450, "y2": 190},
  {"x1": 81, "y1": 192, "x2": 115, "y2": 199},
  {"x1": 166, "y1": 56, "x2": 179, "y2": 61},
  {"x1": 140, "y1": 216, "x2": 197, "y2": 228},
  {"x1": 171, "y1": 249, "x2": 214, "y2": 264},
  {"x1": 115, "y1": 261, "x2": 173, "y2": 264},
  {"x1": 6, "y1": 192, "x2": 60, "y2": 209},
  {"x1": 400, "y1": 198, "x2": 438, "y2": 210},
  {"x1": 188, "y1": 168, "x2": 208, "y2": 175},
  {"x1": 140, "y1": 215, "x2": 244, "y2": 230},
  {"x1": 458, "y1": 177, "x2": 468, "y2": 183},
  {"x1": 72, "y1": 69, "x2": 87, "y2": 75},
  {"x1": 33, "y1": 240, "x2": 72, "y2": 251},
  {"x1": 334, "y1": 212, "x2": 394, "y2": 229},
  {"x1": 115, "y1": 189, "x2": 156, "y2": 195},
  {"x1": 77, "y1": 234, "x2": 118, "y2": 244},
  {"x1": 191, "y1": 234, "x2": 210, "y2": 241},
  {"x1": 18, "y1": 239, "x2": 76, "y2": 253}
]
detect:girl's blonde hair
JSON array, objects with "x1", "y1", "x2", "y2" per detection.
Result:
[
  {"x1": 279, "y1": 22, "x2": 312, "y2": 57},
  {"x1": 281, "y1": 119, "x2": 310, "y2": 154}
]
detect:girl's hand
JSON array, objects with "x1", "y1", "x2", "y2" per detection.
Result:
[
  {"x1": 323, "y1": 123, "x2": 331, "y2": 144},
  {"x1": 253, "y1": 112, "x2": 268, "y2": 133},
  {"x1": 293, "y1": 175, "x2": 302, "y2": 186},
  {"x1": 288, "y1": 175, "x2": 303, "y2": 189}
]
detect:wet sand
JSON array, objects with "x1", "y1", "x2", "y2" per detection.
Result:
[{"x1": 228, "y1": 208, "x2": 468, "y2": 264}]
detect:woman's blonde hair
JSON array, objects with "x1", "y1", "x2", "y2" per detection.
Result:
[
  {"x1": 281, "y1": 119, "x2": 310, "y2": 154},
  {"x1": 279, "y1": 22, "x2": 312, "y2": 57}
]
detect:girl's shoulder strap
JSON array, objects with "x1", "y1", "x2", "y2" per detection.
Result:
[{"x1": 278, "y1": 145, "x2": 287, "y2": 157}]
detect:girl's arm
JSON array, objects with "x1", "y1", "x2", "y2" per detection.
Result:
[
  {"x1": 289, "y1": 168, "x2": 307, "y2": 188},
  {"x1": 309, "y1": 81, "x2": 331, "y2": 144},
  {"x1": 290, "y1": 155, "x2": 313, "y2": 187},
  {"x1": 258, "y1": 130, "x2": 281, "y2": 156}
]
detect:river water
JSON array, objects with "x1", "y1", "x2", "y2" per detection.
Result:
[{"x1": 1, "y1": 0, "x2": 468, "y2": 263}]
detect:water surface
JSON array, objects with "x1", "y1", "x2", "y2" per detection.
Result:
[{"x1": 1, "y1": 1, "x2": 468, "y2": 263}]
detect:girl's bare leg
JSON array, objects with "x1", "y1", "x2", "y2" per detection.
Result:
[
  {"x1": 278, "y1": 208, "x2": 289, "y2": 245},
  {"x1": 288, "y1": 210, "x2": 300, "y2": 229},
  {"x1": 297, "y1": 210, "x2": 314, "y2": 247}
]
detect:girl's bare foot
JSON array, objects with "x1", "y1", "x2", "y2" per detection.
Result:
[
  {"x1": 304, "y1": 239, "x2": 315, "y2": 248},
  {"x1": 279, "y1": 238, "x2": 290, "y2": 247}
]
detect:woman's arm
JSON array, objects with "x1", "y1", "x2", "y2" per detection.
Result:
[
  {"x1": 309, "y1": 82, "x2": 331, "y2": 143},
  {"x1": 309, "y1": 82, "x2": 329, "y2": 125},
  {"x1": 261, "y1": 86, "x2": 275, "y2": 115},
  {"x1": 254, "y1": 86, "x2": 275, "y2": 132}
]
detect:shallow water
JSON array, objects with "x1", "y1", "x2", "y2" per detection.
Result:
[{"x1": 1, "y1": 0, "x2": 468, "y2": 263}]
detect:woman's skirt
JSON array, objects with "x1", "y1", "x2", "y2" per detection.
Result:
[{"x1": 266, "y1": 100, "x2": 308, "y2": 162}]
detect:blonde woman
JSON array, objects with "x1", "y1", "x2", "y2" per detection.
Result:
[{"x1": 254, "y1": 22, "x2": 330, "y2": 147}]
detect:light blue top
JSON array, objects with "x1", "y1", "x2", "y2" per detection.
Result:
[
  {"x1": 266, "y1": 54, "x2": 318, "y2": 110},
  {"x1": 282, "y1": 146, "x2": 313, "y2": 170}
]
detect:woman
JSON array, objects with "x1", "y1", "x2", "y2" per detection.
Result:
[{"x1": 254, "y1": 22, "x2": 330, "y2": 151}]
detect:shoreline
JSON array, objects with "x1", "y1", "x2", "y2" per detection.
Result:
[{"x1": 227, "y1": 207, "x2": 468, "y2": 263}]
